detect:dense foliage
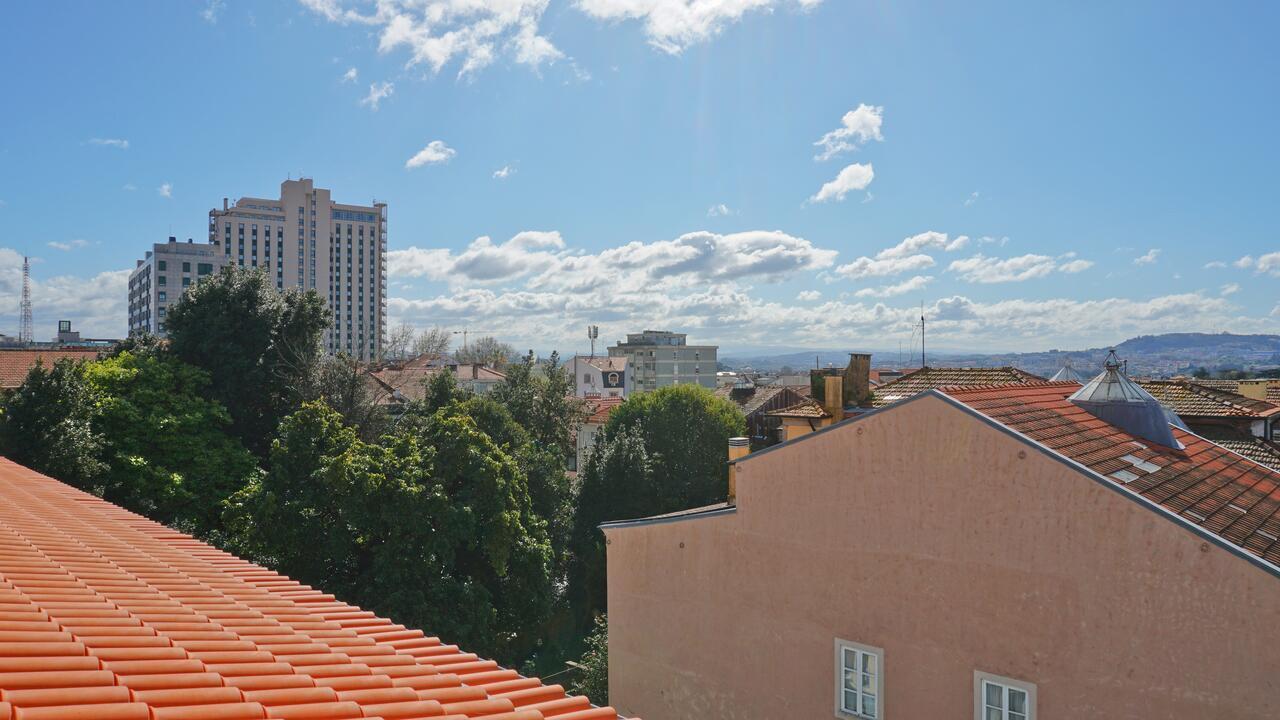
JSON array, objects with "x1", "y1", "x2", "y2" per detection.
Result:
[
  {"x1": 0, "y1": 276, "x2": 738, "y2": 681},
  {"x1": 165, "y1": 267, "x2": 328, "y2": 457}
]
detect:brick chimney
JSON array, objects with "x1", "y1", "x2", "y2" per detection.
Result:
[
  {"x1": 727, "y1": 437, "x2": 750, "y2": 505},
  {"x1": 823, "y1": 375, "x2": 844, "y2": 421},
  {"x1": 846, "y1": 352, "x2": 871, "y2": 406}
]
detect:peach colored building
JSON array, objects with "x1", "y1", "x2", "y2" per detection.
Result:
[{"x1": 603, "y1": 373, "x2": 1280, "y2": 719}]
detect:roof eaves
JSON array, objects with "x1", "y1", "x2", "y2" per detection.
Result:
[{"x1": 599, "y1": 502, "x2": 737, "y2": 530}]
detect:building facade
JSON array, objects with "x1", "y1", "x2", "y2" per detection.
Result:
[
  {"x1": 208, "y1": 178, "x2": 387, "y2": 361},
  {"x1": 570, "y1": 355, "x2": 631, "y2": 398},
  {"x1": 127, "y1": 237, "x2": 226, "y2": 337},
  {"x1": 604, "y1": 381, "x2": 1280, "y2": 719},
  {"x1": 606, "y1": 330, "x2": 716, "y2": 392}
]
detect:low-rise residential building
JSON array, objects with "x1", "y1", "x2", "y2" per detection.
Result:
[
  {"x1": 607, "y1": 330, "x2": 716, "y2": 392},
  {"x1": 127, "y1": 236, "x2": 225, "y2": 337},
  {"x1": 570, "y1": 355, "x2": 631, "y2": 398},
  {"x1": 604, "y1": 358, "x2": 1280, "y2": 719},
  {"x1": 0, "y1": 347, "x2": 103, "y2": 390},
  {"x1": 871, "y1": 365, "x2": 1047, "y2": 407},
  {"x1": 573, "y1": 395, "x2": 625, "y2": 471},
  {"x1": 366, "y1": 353, "x2": 507, "y2": 410},
  {"x1": 714, "y1": 383, "x2": 810, "y2": 446},
  {"x1": 1139, "y1": 379, "x2": 1280, "y2": 470}
]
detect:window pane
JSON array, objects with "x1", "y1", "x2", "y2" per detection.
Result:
[
  {"x1": 1010, "y1": 713, "x2": 1027, "y2": 720},
  {"x1": 862, "y1": 653, "x2": 876, "y2": 675},
  {"x1": 1009, "y1": 689, "x2": 1027, "y2": 713},
  {"x1": 985, "y1": 709, "x2": 1002, "y2": 720},
  {"x1": 843, "y1": 648, "x2": 857, "y2": 672},
  {"x1": 842, "y1": 689, "x2": 858, "y2": 713},
  {"x1": 862, "y1": 694, "x2": 877, "y2": 718},
  {"x1": 861, "y1": 672, "x2": 874, "y2": 693},
  {"x1": 985, "y1": 682, "x2": 1003, "y2": 708}
]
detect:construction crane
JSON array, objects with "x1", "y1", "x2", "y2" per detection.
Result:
[{"x1": 451, "y1": 329, "x2": 494, "y2": 351}]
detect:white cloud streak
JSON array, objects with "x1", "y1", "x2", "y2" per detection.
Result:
[
  {"x1": 493, "y1": 165, "x2": 515, "y2": 179},
  {"x1": 854, "y1": 275, "x2": 933, "y2": 298},
  {"x1": 813, "y1": 104, "x2": 883, "y2": 161},
  {"x1": 809, "y1": 162, "x2": 874, "y2": 203},
  {"x1": 89, "y1": 138, "x2": 129, "y2": 150},
  {"x1": 1133, "y1": 248, "x2": 1161, "y2": 265},
  {"x1": 405, "y1": 140, "x2": 456, "y2": 169},
  {"x1": 360, "y1": 81, "x2": 394, "y2": 110},
  {"x1": 158, "y1": 183, "x2": 173, "y2": 198},
  {"x1": 341, "y1": 67, "x2": 359, "y2": 82},
  {"x1": 577, "y1": 0, "x2": 825, "y2": 55}
]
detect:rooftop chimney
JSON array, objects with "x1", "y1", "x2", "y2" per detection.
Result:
[
  {"x1": 727, "y1": 437, "x2": 750, "y2": 505},
  {"x1": 223, "y1": 197, "x2": 229, "y2": 211},
  {"x1": 823, "y1": 375, "x2": 844, "y2": 421},
  {"x1": 1236, "y1": 379, "x2": 1271, "y2": 401},
  {"x1": 1069, "y1": 350, "x2": 1186, "y2": 448},
  {"x1": 168, "y1": 236, "x2": 176, "y2": 243},
  {"x1": 846, "y1": 352, "x2": 871, "y2": 406}
]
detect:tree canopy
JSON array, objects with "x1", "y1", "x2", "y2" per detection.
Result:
[
  {"x1": 164, "y1": 266, "x2": 329, "y2": 457},
  {"x1": 0, "y1": 358, "x2": 105, "y2": 492}
]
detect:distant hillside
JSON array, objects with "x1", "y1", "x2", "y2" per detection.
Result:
[{"x1": 722, "y1": 333, "x2": 1280, "y2": 378}]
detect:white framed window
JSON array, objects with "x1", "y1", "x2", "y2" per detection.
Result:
[
  {"x1": 834, "y1": 638, "x2": 882, "y2": 719},
  {"x1": 974, "y1": 671, "x2": 1035, "y2": 720}
]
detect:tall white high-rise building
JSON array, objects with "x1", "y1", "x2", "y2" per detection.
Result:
[{"x1": 208, "y1": 178, "x2": 387, "y2": 361}]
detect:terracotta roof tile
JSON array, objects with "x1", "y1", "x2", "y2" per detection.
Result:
[
  {"x1": 713, "y1": 386, "x2": 791, "y2": 417},
  {"x1": 945, "y1": 382, "x2": 1280, "y2": 566},
  {"x1": 766, "y1": 400, "x2": 831, "y2": 419},
  {"x1": 0, "y1": 350, "x2": 103, "y2": 390},
  {"x1": 1138, "y1": 380, "x2": 1280, "y2": 419},
  {"x1": 0, "y1": 458, "x2": 624, "y2": 720},
  {"x1": 581, "y1": 396, "x2": 624, "y2": 425},
  {"x1": 871, "y1": 367, "x2": 1047, "y2": 407}
]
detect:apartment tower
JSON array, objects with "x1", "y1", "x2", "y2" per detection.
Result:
[
  {"x1": 128, "y1": 236, "x2": 226, "y2": 337},
  {"x1": 208, "y1": 178, "x2": 387, "y2": 360},
  {"x1": 607, "y1": 330, "x2": 717, "y2": 392}
]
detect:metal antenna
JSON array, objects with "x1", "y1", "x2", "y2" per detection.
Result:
[
  {"x1": 588, "y1": 325, "x2": 599, "y2": 358},
  {"x1": 19, "y1": 256, "x2": 32, "y2": 345},
  {"x1": 920, "y1": 301, "x2": 925, "y2": 368}
]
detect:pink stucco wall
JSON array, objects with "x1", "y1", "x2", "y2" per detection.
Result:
[{"x1": 604, "y1": 394, "x2": 1280, "y2": 719}]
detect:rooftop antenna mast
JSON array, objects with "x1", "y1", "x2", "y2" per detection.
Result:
[
  {"x1": 19, "y1": 256, "x2": 32, "y2": 345},
  {"x1": 920, "y1": 301, "x2": 926, "y2": 368},
  {"x1": 588, "y1": 325, "x2": 599, "y2": 358}
]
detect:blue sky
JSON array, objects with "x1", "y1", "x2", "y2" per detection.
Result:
[{"x1": 1, "y1": 0, "x2": 1277, "y2": 353}]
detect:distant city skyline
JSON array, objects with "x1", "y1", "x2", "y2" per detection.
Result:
[{"x1": 0, "y1": 1, "x2": 1277, "y2": 352}]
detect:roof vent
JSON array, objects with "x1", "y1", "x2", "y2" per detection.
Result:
[
  {"x1": 1069, "y1": 350, "x2": 1186, "y2": 448},
  {"x1": 1050, "y1": 358, "x2": 1086, "y2": 383}
]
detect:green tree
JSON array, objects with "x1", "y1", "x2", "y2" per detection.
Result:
[
  {"x1": 84, "y1": 351, "x2": 258, "y2": 535},
  {"x1": 568, "y1": 613, "x2": 609, "y2": 706},
  {"x1": 315, "y1": 353, "x2": 389, "y2": 441},
  {"x1": 568, "y1": 384, "x2": 744, "y2": 629},
  {"x1": 164, "y1": 267, "x2": 329, "y2": 457},
  {"x1": 454, "y1": 335, "x2": 516, "y2": 369},
  {"x1": 227, "y1": 401, "x2": 553, "y2": 663},
  {"x1": 0, "y1": 358, "x2": 105, "y2": 492},
  {"x1": 489, "y1": 351, "x2": 586, "y2": 460}
]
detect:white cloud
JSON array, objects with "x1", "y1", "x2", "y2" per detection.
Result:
[
  {"x1": 360, "y1": 81, "x2": 394, "y2": 110},
  {"x1": 1204, "y1": 260, "x2": 1227, "y2": 269},
  {"x1": 809, "y1": 162, "x2": 874, "y2": 203},
  {"x1": 813, "y1": 104, "x2": 883, "y2": 161},
  {"x1": 391, "y1": 228, "x2": 836, "y2": 291},
  {"x1": 1272, "y1": 304, "x2": 1280, "y2": 318},
  {"x1": 577, "y1": 0, "x2": 824, "y2": 55},
  {"x1": 854, "y1": 275, "x2": 933, "y2": 298},
  {"x1": 341, "y1": 67, "x2": 359, "y2": 82},
  {"x1": 1133, "y1": 248, "x2": 1161, "y2": 265},
  {"x1": 1253, "y1": 251, "x2": 1280, "y2": 277},
  {"x1": 707, "y1": 203, "x2": 732, "y2": 217},
  {"x1": 964, "y1": 191, "x2": 980, "y2": 207},
  {"x1": 1058, "y1": 259, "x2": 1094, "y2": 273},
  {"x1": 122, "y1": 183, "x2": 137, "y2": 192},
  {"x1": 978, "y1": 235, "x2": 1009, "y2": 247},
  {"x1": 948, "y1": 253, "x2": 1061, "y2": 283},
  {"x1": 493, "y1": 165, "x2": 515, "y2": 179},
  {"x1": 201, "y1": 0, "x2": 224, "y2": 23},
  {"x1": 47, "y1": 239, "x2": 90, "y2": 252},
  {"x1": 797, "y1": 290, "x2": 821, "y2": 301},
  {"x1": 1233, "y1": 255, "x2": 1254, "y2": 269},
  {"x1": 0, "y1": 248, "x2": 129, "y2": 339},
  {"x1": 1220, "y1": 282, "x2": 1240, "y2": 296},
  {"x1": 405, "y1": 140, "x2": 456, "y2": 169},
  {"x1": 89, "y1": 138, "x2": 129, "y2": 150},
  {"x1": 158, "y1": 183, "x2": 172, "y2": 199},
  {"x1": 833, "y1": 231, "x2": 967, "y2": 280}
]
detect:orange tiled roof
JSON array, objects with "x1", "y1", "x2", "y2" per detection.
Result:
[
  {"x1": 945, "y1": 382, "x2": 1280, "y2": 566},
  {"x1": 0, "y1": 349, "x2": 103, "y2": 389},
  {"x1": 582, "y1": 396, "x2": 624, "y2": 425},
  {"x1": 871, "y1": 367, "x2": 1046, "y2": 407},
  {"x1": 766, "y1": 400, "x2": 831, "y2": 419},
  {"x1": 1138, "y1": 380, "x2": 1280, "y2": 419},
  {"x1": 0, "y1": 457, "x2": 621, "y2": 720},
  {"x1": 1187, "y1": 379, "x2": 1280, "y2": 406}
]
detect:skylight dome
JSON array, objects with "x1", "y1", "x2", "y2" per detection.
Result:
[{"x1": 1069, "y1": 350, "x2": 1186, "y2": 448}]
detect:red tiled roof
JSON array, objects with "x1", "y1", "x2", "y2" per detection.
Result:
[
  {"x1": 582, "y1": 396, "x2": 624, "y2": 425},
  {"x1": 0, "y1": 457, "x2": 622, "y2": 720},
  {"x1": 1138, "y1": 380, "x2": 1280, "y2": 419},
  {"x1": 369, "y1": 364, "x2": 507, "y2": 405},
  {"x1": 871, "y1": 367, "x2": 1046, "y2": 407},
  {"x1": 0, "y1": 349, "x2": 103, "y2": 389},
  {"x1": 1188, "y1": 379, "x2": 1280, "y2": 406},
  {"x1": 945, "y1": 382, "x2": 1280, "y2": 567}
]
